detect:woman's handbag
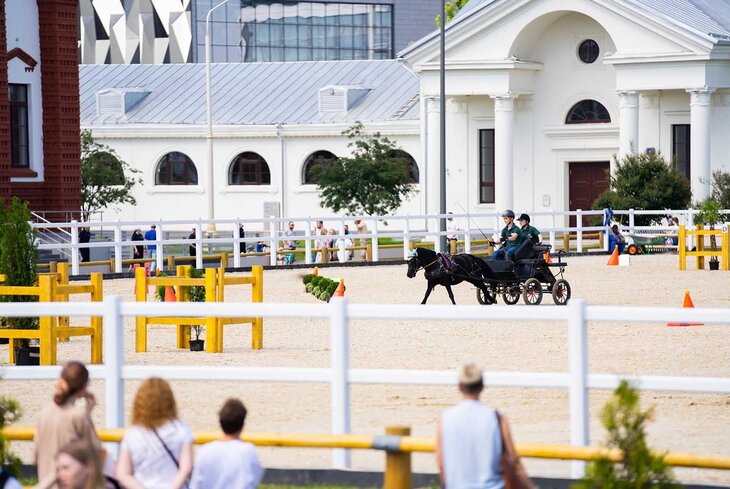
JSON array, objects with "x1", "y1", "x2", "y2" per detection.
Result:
[{"x1": 497, "y1": 411, "x2": 536, "y2": 489}]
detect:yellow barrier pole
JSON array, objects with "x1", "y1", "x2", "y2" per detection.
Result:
[
  {"x1": 384, "y1": 426, "x2": 411, "y2": 489},
  {"x1": 252, "y1": 265, "x2": 263, "y2": 350},
  {"x1": 696, "y1": 224, "x2": 705, "y2": 270},
  {"x1": 215, "y1": 267, "x2": 226, "y2": 352},
  {"x1": 722, "y1": 229, "x2": 729, "y2": 271},
  {"x1": 167, "y1": 255, "x2": 175, "y2": 272},
  {"x1": 57, "y1": 262, "x2": 70, "y2": 342},
  {"x1": 449, "y1": 240, "x2": 456, "y2": 255},
  {"x1": 366, "y1": 243, "x2": 372, "y2": 261},
  {"x1": 175, "y1": 265, "x2": 191, "y2": 349},
  {"x1": 220, "y1": 253, "x2": 228, "y2": 269},
  {"x1": 134, "y1": 266, "x2": 148, "y2": 352},
  {"x1": 38, "y1": 275, "x2": 58, "y2": 365},
  {"x1": 205, "y1": 268, "x2": 218, "y2": 353},
  {"x1": 90, "y1": 273, "x2": 104, "y2": 364},
  {"x1": 678, "y1": 226, "x2": 686, "y2": 270}
]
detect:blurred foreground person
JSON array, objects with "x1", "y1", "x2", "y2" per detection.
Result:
[{"x1": 53, "y1": 440, "x2": 105, "y2": 489}]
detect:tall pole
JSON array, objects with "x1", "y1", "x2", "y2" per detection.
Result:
[
  {"x1": 205, "y1": 0, "x2": 234, "y2": 233},
  {"x1": 439, "y1": 0, "x2": 447, "y2": 252}
]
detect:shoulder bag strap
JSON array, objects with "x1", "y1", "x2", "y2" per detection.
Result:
[{"x1": 152, "y1": 429, "x2": 179, "y2": 468}]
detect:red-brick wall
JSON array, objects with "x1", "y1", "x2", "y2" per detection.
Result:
[
  {"x1": 0, "y1": 2, "x2": 10, "y2": 202},
  {"x1": 7, "y1": 0, "x2": 80, "y2": 213}
]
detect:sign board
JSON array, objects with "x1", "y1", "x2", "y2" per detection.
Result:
[{"x1": 263, "y1": 201, "x2": 280, "y2": 220}]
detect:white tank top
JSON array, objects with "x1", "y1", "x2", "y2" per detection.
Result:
[{"x1": 440, "y1": 400, "x2": 504, "y2": 489}]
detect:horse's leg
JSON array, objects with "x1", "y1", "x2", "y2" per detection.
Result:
[
  {"x1": 475, "y1": 282, "x2": 494, "y2": 305},
  {"x1": 445, "y1": 284, "x2": 456, "y2": 305},
  {"x1": 421, "y1": 282, "x2": 435, "y2": 304}
]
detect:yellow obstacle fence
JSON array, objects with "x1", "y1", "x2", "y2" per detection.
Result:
[
  {"x1": 0, "y1": 265, "x2": 103, "y2": 365},
  {"x1": 678, "y1": 225, "x2": 730, "y2": 271},
  {"x1": 134, "y1": 265, "x2": 263, "y2": 353}
]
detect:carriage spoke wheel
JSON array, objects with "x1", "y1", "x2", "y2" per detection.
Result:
[
  {"x1": 502, "y1": 285, "x2": 520, "y2": 305},
  {"x1": 476, "y1": 287, "x2": 497, "y2": 305},
  {"x1": 551, "y1": 279, "x2": 571, "y2": 305},
  {"x1": 522, "y1": 278, "x2": 543, "y2": 305}
]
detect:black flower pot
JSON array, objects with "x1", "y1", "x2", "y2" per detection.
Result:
[
  {"x1": 709, "y1": 260, "x2": 720, "y2": 270},
  {"x1": 189, "y1": 339, "x2": 205, "y2": 352},
  {"x1": 14, "y1": 346, "x2": 40, "y2": 366}
]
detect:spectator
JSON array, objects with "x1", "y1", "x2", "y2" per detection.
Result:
[
  {"x1": 491, "y1": 210, "x2": 522, "y2": 261},
  {"x1": 79, "y1": 227, "x2": 91, "y2": 263},
  {"x1": 608, "y1": 224, "x2": 626, "y2": 254},
  {"x1": 144, "y1": 225, "x2": 158, "y2": 273},
  {"x1": 190, "y1": 398, "x2": 263, "y2": 489},
  {"x1": 446, "y1": 212, "x2": 460, "y2": 243},
  {"x1": 314, "y1": 228, "x2": 329, "y2": 263},
  {"x1": 436, "y1": 362, "x2": 515, "y2": 489},
  {"x1": 117, "y1": 378, "x2": 193, "y2": 489},
  {"x1": 51, "y1": 440, "x2": 105, "y2": 489},
  {"x1": 354, "y1": 219, "x2": 368, "y2": 260},
  {"x1": 666, "y1": 216, "x2": 679, "y2": 247},
  {"x1": 34, "y1": 361, "x2": 101, "y2": 489},
  {"x1": 336, "y1": 231, "x2": 354, "y2": 263},
  {"x1": 131, "y1": 229, "x2": 144, "y2": 261},
  {"x1": 327, "y1": 229, "x2": 337, "y2": 261},
  {"x1": 188, "y1": 228, "x2": 196, "y2": 258},
  {"x1": 239, "y1": 224, "x2": 246, "y2": 254},
  {"x1": 277, "y1": 221, "x2": 297, "y2": 265},
  {"x1": 0, "y1": 467, "x2": 22, "y2": 489},
  {"x1": 311, "y1": 221, "x2": 324, "y2": 261}
]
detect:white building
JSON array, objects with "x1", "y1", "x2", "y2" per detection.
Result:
[{"x1": 81, "y1": 0, "x2": 730, "y2": 227}]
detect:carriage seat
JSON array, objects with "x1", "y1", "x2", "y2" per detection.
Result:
[{"x1": 533, "y1": 244, "x2": 551, "y2": 255}]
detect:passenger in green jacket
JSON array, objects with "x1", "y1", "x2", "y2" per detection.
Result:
[{"x1": 518, "y1": 213, "x2": 541, "y2": 245}]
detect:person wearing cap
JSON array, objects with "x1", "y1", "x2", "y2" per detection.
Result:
[
  {"x1": 518, "y1": 213, "x2": 541, "y2": 245},
  {"x1": 492, "y1": 209, "x2": 522, "y2": 261},
  {"x1": 144, "y1": 224, "x2": 158, "y2": 273},
  {"x1": 436, "y1": 362, "x2": 511, "y2": 488},
  {"x1": 131, "y1": 228, "x2": 145, "y2": 261}
]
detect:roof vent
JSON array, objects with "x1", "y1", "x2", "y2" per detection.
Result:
[
  {"x1": 96, "y1": 88, "x2": 149, "y2": 116},
  {"x1": 318, "y1": 85, "x2": 370, "y2": 113}
]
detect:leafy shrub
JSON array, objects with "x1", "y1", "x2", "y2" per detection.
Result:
[
  {"x1": 154, "y1": 272, "x2": 169, "y2": 301},
  {"x1": 0, "y1": 390, "x2": 22, "y2": 478},
  {"x1": 574, "y1": 380, "x2": 681, "y2": 489},
  {"x1": 711, "y1": 170, "x2": 730, "y2": 212},
  {"x1": 302, "y1": 274, "x2": 315, "y2": 285},
  {"x1": 0, "y1": 198, "x2": 39, "y2": 332},
  {"x1": 593, "y1": 153, "x2": 691, "y2": 226}
]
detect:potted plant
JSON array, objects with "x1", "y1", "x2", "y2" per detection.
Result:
[
  {"x1": 0, "y1": 198, "x2": 40, "y2": 365},
  {"x1": 694, "y1": 197, "x2": 723, "y2": 270},
  {"x1": 187, "y1": 267, "x2": 205, "y2": 351}
]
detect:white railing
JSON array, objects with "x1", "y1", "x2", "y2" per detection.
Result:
[{"x1": 1, "y1": 298, "x2": 729, "y2": 477}]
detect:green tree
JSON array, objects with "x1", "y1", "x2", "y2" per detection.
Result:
[
  {"x1": 0, "y1": 388, "x2": 22, "y2": 478},
  {"x1": 574, "y1": 380, "x2": 681, "y2": 489},
  {"x1": 316, "y1": 123, "x2": 417, "y2": 216},
  {"x1": 81, "y1": 129, "x2": 142, "y2": 221},
  {"x1": 593, "y1": 152, "x2": 691, "y2": 226},
  {"x1": 710, "y1": 169, "x2": 730, "y2": 211},
  {"x1": 0, "y1": 197, "x2": 39, "y2": 331},
  {"x1": 436, "y1": 0, "x2": 470, "y2": 27}
]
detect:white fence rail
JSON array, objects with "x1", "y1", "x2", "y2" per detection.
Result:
[
  {"x1": 1, "y1": 298, "x2": 730, "y2": 476},
  {"x1": 32, "y1": 208, "x2": 730, "y2": 276}
]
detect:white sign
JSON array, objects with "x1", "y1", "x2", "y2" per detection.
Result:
[{"x1": 263, "y1": 201, "x2": 280, "y2": 219}]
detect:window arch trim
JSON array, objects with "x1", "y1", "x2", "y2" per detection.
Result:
[
  {"x1": 228, "y1": 151, "x2": 271, "y2": 186},
  {"x1": 565, "y1": 99, "x2": 611, "y2": 124},
  {"x1": 302, "y1": 150, "x2": 338, "y2": 185},
  {"x1": 154, "y1": 151, "x2": 199, "y2": 186}
]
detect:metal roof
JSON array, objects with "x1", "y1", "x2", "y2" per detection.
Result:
[{"x1": 80, "y1": 59, "x2": 419, "y2": 126}]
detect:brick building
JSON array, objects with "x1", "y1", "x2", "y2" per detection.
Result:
[{"x1": 0, "y1": 0, "x2": 80, "y2": 215}]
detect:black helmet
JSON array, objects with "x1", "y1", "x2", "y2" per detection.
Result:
[
  {"x1": 518, "y1": 213, "x2": 530, "y2": 223},
  {"x1": 501, "y1": 209, "x2": 515, "y2": 218}
]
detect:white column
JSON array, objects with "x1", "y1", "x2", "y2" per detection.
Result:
[
  {"x1": 688, "y1": 88, "x2": 714, "y2": 201},
  {"x1": 426, "y1": 97, "x2": 442, "y2": 231},
  {"x1": 492, "y1": 94, "x2": 517, "y2": 212},
  {"x1": 618, "y1": 90, "x2": 639, "y2": 159}
]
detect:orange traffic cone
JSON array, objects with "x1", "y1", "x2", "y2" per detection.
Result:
[
  {"x1": 543, "y1": 252, "x2": 552, "y2": 263},
  {"x1": 667, "y1": 290, "x2": 703, "y2": 327},
  {"x1": 334, "y1": 278, "x2": 345, "y2": 297},
  {"x1": 313, "y1": 266, "x2": 319, "y2": 276},
  {"x1": 607, "y1": 247, "x2": 619, "y2": 266},
  {"x1": 164, "y1": 285, "x2": 177, "y2": 302}
]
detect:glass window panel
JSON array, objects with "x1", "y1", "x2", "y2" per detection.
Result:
[
  {"x1": 299, "y1": 24, "x2": 312, "y2": 46},
  {"x1": 284, "y1": 24, "x2": 298, "y2": 47},
  {"x1": 312, "y1": 25, "x2": 326, "y2": 48},
  {"x1": 353, "y1": 12, "x2": 367, "y2": 27},
  {"x1": 311, "y1": 3, "x2": 325, "y2": 24},
  {"x1": 284, "y1": 48, "x2": 297, "y2": 61},
  {"x1": 228, "y1": 46, "x2": 241, "y2": 61},
  {"x1": 270, "y1": 23, "x2": 283, "y2": 44},
  {"x1": 326, "y1": 25, "x2": 339, "y2": 47},
  {"x1": 326, "y1": 48, "x2": 338, "y2": 60},
  {"x1": 325, "y1": 4, "x2": 340, "y2": 24},
  {"x1": 298, "y1": 47, "x2": 312, "y2": 60},
  {"x1": 227, "y1": 22, "x2": 240, "y2": 43},
  {"x1": 188, "y1": 166, "x2": 198, "y2": 185},
  {"x1": 353, "y1": 49, "x2": 367, "y2": 60},
  {"x1": 283, "y1": 4, "x2": 298, "y2": 23},
  {"x1": 241, "y1": 6, "x2": 255, "y2": 23},
  {"x1": 212, "y1": 22, "x2": 227, "y2": 44},
  {"x1": 340, "y1": 48, "x2": 353, "y2": 59},
  {"x1": 299, "y1": 2, "x2": 312, "y2": 20},
  {"x1": 270, "y1": 47, "x2": 283, "y2": 61},
  {"x1": 213, "y1": 45, "x2": 227, "y2": 62},
  {"x1": 171, "y1": 161, "x2": 186, "y2": 184},
  {"x1": 268, "y1": 3, "x2": 283, "y2": 21},
  {"x1": 340, "y1": 26, "x2": 353, "y2": 48},
  {"x1": 312, "y1": 48, "x2": 326, "y2": 60},
  {"x1": 353, "y1": 26, "x2": 367, "y2": 49},
  {"x1": 253, "y1": 23, "x2": 267, "y2": 44}
]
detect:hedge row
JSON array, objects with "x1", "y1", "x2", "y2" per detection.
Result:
[{"x1": 302, "y1": 274, "x2": 344, "y2": 302}]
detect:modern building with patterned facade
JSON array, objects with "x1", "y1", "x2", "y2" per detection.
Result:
[
  {"x1": 79, "y1": 0, "x2": 441, "y2": 64},
  {"x1": 0, "y1": 0, "x2": 81, "y2": 214}
]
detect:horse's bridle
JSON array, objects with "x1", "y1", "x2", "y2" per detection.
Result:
[{"x1": 411, "y1": 255, "x2": 439, "y2": 274}]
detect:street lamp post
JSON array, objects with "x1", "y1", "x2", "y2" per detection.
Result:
[
  {"x1": 439, "y1": 0, "x2": 447, "y2": 252},
  {"x1": 205, "y1": 0, "x2": 235, "y2": 232}
]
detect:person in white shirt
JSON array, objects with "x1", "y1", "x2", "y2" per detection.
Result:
[
  {"x1": 191, "y1": 398, "x2": 263, "y2": 489},
  {"x1": 117, "y1": 378, "x2": 194, "y2": 489}
]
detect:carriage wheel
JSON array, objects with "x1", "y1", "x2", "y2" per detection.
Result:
[
  {"x1": 551, "y1": 279, "x2": 571, "y2": 305},
  {"x1": 627, "y1": 244, "x2": 638, "y2": 255},
  {"x1": 476, "y1": 287, "x2": 497, "y2": 305},
  {"x1": 522, "y1": 278, "x2": 543, "y2": 305},
  {"x1": 502, "y1": 286, "x2": 520, "y2": 305}
]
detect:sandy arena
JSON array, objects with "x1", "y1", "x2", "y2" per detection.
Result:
[{"x1": 2, "y1": 253, "x2": 729, "y2": 484}]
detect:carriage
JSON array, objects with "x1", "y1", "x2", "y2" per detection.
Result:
[{"x1": 475, "y1": 244, "x2": 571, "y2": 306}]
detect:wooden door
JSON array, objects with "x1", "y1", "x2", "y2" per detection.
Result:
[{"x1": 569, "y1": 162, "x2": 610, "y2": 227}]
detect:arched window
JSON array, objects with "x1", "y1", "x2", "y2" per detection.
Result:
[
  {"x1": 155, "y1": 152, "x2": 198, "y2": 185},
  {"x1": 389, "y1": 149, "x2": 419, "y2": 183},
  {"x1": 229, "y1": 152, "x2": 271, "y2": 185},
  {"x1": 302, "y1": 150, "x2": 338, "y2": 184},
  {"x1": 566, "y1": 100, "x2": 611, "y2": 124}
]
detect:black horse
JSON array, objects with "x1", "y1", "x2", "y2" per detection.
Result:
[{"x1": 406, "y1": 247, "x2": 495, "y2": 305}]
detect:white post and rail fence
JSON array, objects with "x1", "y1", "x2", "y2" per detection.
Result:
[
  {"x1": 1, "y1": 298, "x2": 730, "y2": 482},
  {"x1": 31, "y1": 209, "x2": 730, "y2": 275}
]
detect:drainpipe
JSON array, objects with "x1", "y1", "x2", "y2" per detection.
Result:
[{"x1": 277, "y1": 123, "x2": 286, "y2": 218}]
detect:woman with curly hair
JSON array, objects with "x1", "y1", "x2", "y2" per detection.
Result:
[
  {"x1": 34, "y1": 361, "x2": 101, "y2": 489},
  {"x1": 116, "y1": 378, "x2": 193, "y2": 489}
]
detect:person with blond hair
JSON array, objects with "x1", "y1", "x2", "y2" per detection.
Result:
[
  {"x1": 52, "y1": 440, "x2": 105, "y2": 489},
  {"x1": 34, "y1": 361, "x2": 101, "y2": 489},
  {"x1": 116, "y1": 378, "x2": 193, "y2": 489}
]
